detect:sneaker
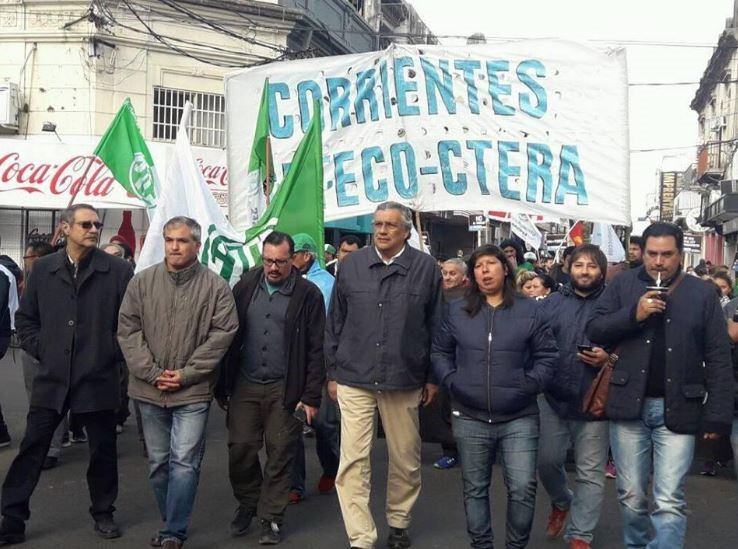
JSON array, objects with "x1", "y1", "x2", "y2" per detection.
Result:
[
  {"x1": 70, "y1": 429, "x2": 87, "y2": 444},
  {"x1": 546, "y1": 506, "x2": 568, "y2": 539},
  {"x1": 42, "y1": 456, "x2": 58, "y2": 470},
  {"x1": 0, "y1": 425, "x2": 10, "y2": 449},
  {"x1": 605, "y1": 459, "x2": 617, "y2": 479},
  {"x1": 303, "y1": 425, "x2": 314, "y2": 437},
  {"x1": 387, "y1": 527, "x2": 411, "y2": 549},
  {"x1": 288, "y1": 490, "x2": 303, "y2": 504},
  {"x1": 161, "y1": 539, "x2": 182, "y2": 549},
  {"x1": 433, "y1": 456, "x2": 458, "y2": 470},
  {"x1": 93, "y1": 516, "x2": 121, "y2": 539},
  {"x1": 568, "y1": 539, "x2": 591, "y2": 549},
  {"x1": 317, "y1": 474, "x2": 336, "y2": 494},
  {"x1": 700, "y1": 460, "x2": 717, "y2": 476},
  {"x1": 258, "y1": 520, "x2": 280, "y2": 545},
  {"x1": 230, "y1": 505, "x2": 254, "y2": 537},
  {"x1": 149, "y1": 533, "x2": 163, "y2": 547},
  {"x1": 61, "y1": 432, "x2": 71, "y2": 448}
]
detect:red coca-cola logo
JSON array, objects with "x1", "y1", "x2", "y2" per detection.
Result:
[
  {"x1": 0, "y1": 150, "x2": 230, "y2": 198},
  {"x1": 196, "y1": 157, "x2": 228, "y2": 188},
  {"x1": 0, "y1": 152, "x2": 116, "y2": 197}
]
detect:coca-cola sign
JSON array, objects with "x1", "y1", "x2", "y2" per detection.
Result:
[{"x1": 0, "y1": 139, "x2": 229, "y2": 210}]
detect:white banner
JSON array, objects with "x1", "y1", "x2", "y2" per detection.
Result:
[
  {"x1": 510, "y1": 213, "x2": 543, "y2": 250},
  {"x1": 0, "y1": 139, "x2": 228, "y2": 212},
  {"x1": 225, "y1": 41, "x2": 630, "y2": 227},
  {"x1": 590, "y1": 222, "x2": 625, "y2": 262}
]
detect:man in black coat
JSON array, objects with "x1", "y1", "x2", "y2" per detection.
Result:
[
  {"x1": 217, "y1": 231, "x2": 325, "y2": 545},
  {"x1": 586, "y1": 222, "x2": 733, "y2": 549},
  {"x1": 0, "y1": 204, "x2": 132, "y2": 545}
]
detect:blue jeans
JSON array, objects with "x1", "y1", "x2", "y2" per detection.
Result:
[
  {"x1": 138, "y1": 400, "x2": 210, "y2": 543},
  {"x1": 537, "y1": 396, "x2": 608, "y2": 543},
  {"x1": 609, "y1": 398, "x2": 695, "y2": 549},
  {"x1": 453, "y1": 413, "x2": 539, "y2": 549},
  {"x1": 291, "y1": 395, "x2": 340, "y2": 495}
]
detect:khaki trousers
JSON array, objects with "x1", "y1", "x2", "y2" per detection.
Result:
[{"x1": 335, "y1": 383, "x2": 422, "y2": 549}]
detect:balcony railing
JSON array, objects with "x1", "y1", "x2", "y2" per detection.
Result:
[
  {"x1": 696, "y1": 142, "x2": 727, "y2": 182},
  {"x1": 701, "y1": 192, "x2": 738, "y2": 225}
]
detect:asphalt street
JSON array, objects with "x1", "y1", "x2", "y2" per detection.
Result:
[{"x1": 0, "y1": 351, "x2": 737, "y2": 548}]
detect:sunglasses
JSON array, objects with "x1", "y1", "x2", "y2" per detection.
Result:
[{"x1": 74, "y1": 221, "x2": 104, "y2": 230}]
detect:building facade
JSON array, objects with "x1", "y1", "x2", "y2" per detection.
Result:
[{"x1": 0, "y1": 0, "x2": 435, "y2": 262}]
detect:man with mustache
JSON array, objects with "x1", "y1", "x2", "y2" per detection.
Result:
[{"x1": 587, "y1": 222, "x2": 733, "y2": 549}]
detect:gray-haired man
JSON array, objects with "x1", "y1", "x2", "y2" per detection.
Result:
[
  {"x1": 118, "y1": 216, "x2": 238, "y2": 549},
  {"x1": 326, "y1": 202, "x2": 443, "y2": 549}
]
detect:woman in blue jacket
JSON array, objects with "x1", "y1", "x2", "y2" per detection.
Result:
[{"x1": 432, "y1": 244, "x2": 558, "y2": 549}]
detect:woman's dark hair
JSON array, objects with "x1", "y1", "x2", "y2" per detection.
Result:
[
  {"x1": 463, "y1": 245, "x2": 517, "y2": 316},
  {"x1": 712, "y1": 272, "x2": 734, "y2": 299},
  {"x1": 569, "y1": 244, "x2": 608, "y2": 279},
  {"x1": 541, "y1": 274, "x2": 558, "y2": 292}
]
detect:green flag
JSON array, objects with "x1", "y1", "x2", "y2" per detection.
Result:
[
  {"x1": 201, "y1": 101, "x2": 324, "y2": 282},
  {"x1": 94, "y1": 98, "x2": 159, "y2": 208}
]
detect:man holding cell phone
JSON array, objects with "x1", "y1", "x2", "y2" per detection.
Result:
[
  {"x1": 587, "y1": 222, "x2": 733, "y2": 549},
  {"x1": 539, "y1": 245, "x2": 611, "y2": 549}
]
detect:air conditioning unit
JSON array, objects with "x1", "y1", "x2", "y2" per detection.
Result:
[{"x1": 0, "y1": 82, "x2": 20, "y2": 133}]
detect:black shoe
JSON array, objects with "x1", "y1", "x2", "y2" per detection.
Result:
[
  {"x1": 0, "y1": 426, "x2": 10, "y2": 449},
  {"x1": 387, "y1": 527, "x2": 411, "y2": 549},
  {"x1": 0, "y1": 520, "x2": 25, "y2": 546},
  {"x1": 70, "y1": 429, "x2": 87, "y2": 444},
  {"x1": 230, "y1": 506, "x2": 254, "y2": 537},
  {"x1": 42, "y1": 456, "x2": 58, "y2": 470},
  {"x1": 93, "y1": 516, "x2": 121, "y2": 539},
  {"x1": 258, "y1": 519, "x2": 280, "y2": 545}
]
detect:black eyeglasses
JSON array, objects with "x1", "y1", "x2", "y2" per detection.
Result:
[
  {"x1": 74, "y1": 221, "x2": 103, "y2": 230},
  {"x1": 263, "y1": 258, "x2": 290, "y2": 267}
]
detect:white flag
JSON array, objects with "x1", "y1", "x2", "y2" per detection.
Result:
[
  {"x1": 591, "y1": 223, "x2": 625, "y2": 262},
  {"x1": 511, "y1": 213, "x2": 543, "y2": 251},
  {"x1": 137, "y1": 102, "x2": 243, "y2": 277}
]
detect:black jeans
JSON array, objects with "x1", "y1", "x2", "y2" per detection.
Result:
[{"x1": 1, "y1": 407, "x2": 118, "y2": 530}]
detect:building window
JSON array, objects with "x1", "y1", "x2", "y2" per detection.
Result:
[{"x1": 153, "y1": 86, "x2": 225, "y2": 148}]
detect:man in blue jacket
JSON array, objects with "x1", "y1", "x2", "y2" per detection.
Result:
[
  {"x1": 539, "y1": 245, "x2": 611, "y2": 549},
  {"x1": 587, "y1": 222, "x2": 733, "y2": 549},
  {"x1": 289, "y1": 233, "x2": 339, "y2": 504},
  {"x1": 326, "y1": 202, "x2": 442, "y2": 549}
]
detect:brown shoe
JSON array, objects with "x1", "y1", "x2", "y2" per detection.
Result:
[
  {"x1": 546, "y1": 506, "x2": 568, "y2": 539},
  {"x1": 568, "y1": 539, "x2": 591, "y2": 549}
]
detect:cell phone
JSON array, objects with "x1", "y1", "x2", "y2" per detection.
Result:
[
  {"x1": 732, "y1": 311, "x2": 738, "y2": 323},
  {"x1": 293, "y1": 407, "x2": 307, "y2": 425},
  {"x1": 577, "y1": 344, "x2": 594, "y2": 353}
]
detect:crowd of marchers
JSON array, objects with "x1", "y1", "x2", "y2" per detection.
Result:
[{"x1": 0, "y1": 201, "x2": 735, "y2": 549}]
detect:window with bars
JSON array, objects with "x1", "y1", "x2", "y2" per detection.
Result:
[{"x1": 152, "y1": 86, "x2": 226, "y2": 148}]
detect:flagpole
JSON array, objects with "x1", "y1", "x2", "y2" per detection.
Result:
[{"x1": 264, "y1": 136, "x2": 272, "y2": 206}]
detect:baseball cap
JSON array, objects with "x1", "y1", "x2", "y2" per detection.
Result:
[
  {"x1": 293, "y1": 233, "x2": 318, "y2": 254},
  {"x1": 325, "y1": 243, "x2": 336, "y2": 255},
  {"x1": 523, "y1": 251, "x2": 537, "y2": 261}
]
